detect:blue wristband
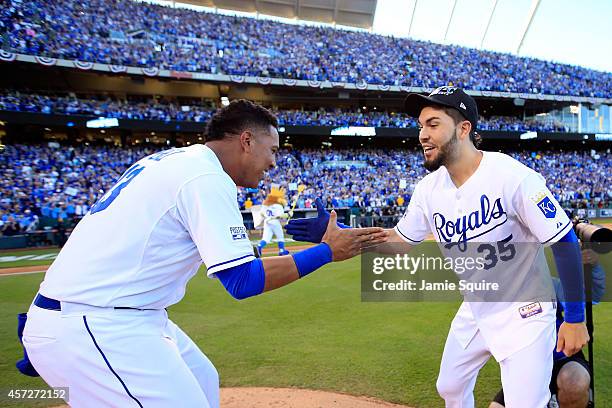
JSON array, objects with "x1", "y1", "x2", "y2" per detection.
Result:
[
  {"x1": 291, "y1": 243, "x2": 333, "y2": 278},
  {"x1": 562, "y1": 301, "x2": 586, "y2": 323}
]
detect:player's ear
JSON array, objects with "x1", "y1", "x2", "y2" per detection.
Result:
[
  {"x1": 459, "y1": 120, "x2": 471, "y2": 141},
  {"x1": 239, "y1": 130, "x2": 253, "y2": 153}
]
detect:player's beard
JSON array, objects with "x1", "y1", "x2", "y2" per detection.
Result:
[{"x1": 423, "y1": 129, "x2": 459, "y2": 172}]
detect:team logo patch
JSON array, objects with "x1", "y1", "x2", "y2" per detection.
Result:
[
  {"x1": 519, "y1": 302, "x2": 542, "y2": 319},
  {"x1": 531, "y1": 191, "x2": 557, "y2": 219},
  {"x1": 537, "y1": 196, "x2": 556, "y2": 218},
  {"x1": 230, "y1": 226, "x2": 248, "y2": 241}
]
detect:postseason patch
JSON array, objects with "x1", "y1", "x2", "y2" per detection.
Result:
[
  {"x1": 229, "y1": 226, "x2": 248, "y2": 241},
  {"x1": 531, "y1": 191, "x2": 557, "y2": 219},
  {"x1": 519, "y1": 302, "x2": 543, "y2": 319}
]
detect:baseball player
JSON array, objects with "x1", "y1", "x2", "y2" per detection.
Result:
[
  {"x1": 287, "y1": 87, "x2": 589, "y2": 407},
  {"x1": 257, "y1": 186, "x2": 291, "y2": 256},
  {"x1": 19, "y1": 100, "x2": 386, "y2": 407}
]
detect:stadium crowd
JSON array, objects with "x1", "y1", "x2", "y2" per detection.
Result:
[
  {"x1": 1, "y1": 0, "x2": 611, "y2": 98},
  {"x1": 1, "y1": 143, "x2": 609, "y2": 236},
  {"x1": 0, "y1": 92, "x2": 568, "y2": 132}
]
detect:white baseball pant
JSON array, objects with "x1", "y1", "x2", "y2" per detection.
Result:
[
  {"x1": 436, "y1": 325, "x2": 555, "y2": 408},
  {"x1": 23, "y1": 303, "x2": 219, "y2": 407}
]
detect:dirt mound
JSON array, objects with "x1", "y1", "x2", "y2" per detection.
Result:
[
  {"x1": 50, "y1": 387, "x2": 411, "y2": 408},
  {"x1": 221, "y1": 387, "x2": 411, "y2": 408}
]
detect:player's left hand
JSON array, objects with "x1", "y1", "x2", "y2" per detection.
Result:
[
  {"x1": 286, "y1": 198, "x2": 331, "y2": 243},
  {"x1": 287, "y1": 198, "x2": 355, "y2": 243},
  {"x1": 557, "y1": 321, "x2": 589, "y2": 357}
]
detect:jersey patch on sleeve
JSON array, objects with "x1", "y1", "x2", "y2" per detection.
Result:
[
  {"x1": 531, "y1": 191, "x2": 557, "y2": 219},
  {"x1": 229, "y1": 226, "x2": 248, "y2": 241}
]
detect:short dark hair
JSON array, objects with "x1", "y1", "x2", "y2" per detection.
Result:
[
  {"x1": 205, "y1": 99, "x2": 278, "y2": 141},
  {"x1": 442, "y1": 106, "x2": 482, "y2": 148}
]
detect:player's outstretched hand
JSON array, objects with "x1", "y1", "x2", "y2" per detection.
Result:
[
  {"x1": 557, "y1": 321, "x2": 589, "y2": 357},
  {"x1": 286, "y1": 198, "x2": 331, "y2": 243},
  {"x1": 322, "y1": 210, "x2": 387, "y2": 261}
]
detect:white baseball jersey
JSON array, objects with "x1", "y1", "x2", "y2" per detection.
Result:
[
  {"x1": 395, "y1": 151, "x2": 572, "y2": 360},
  {"x1": 39, "y1": 144, "x2": 255, "y2": 309}
]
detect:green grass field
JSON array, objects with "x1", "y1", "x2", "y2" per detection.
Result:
[
  {"x1": 0, "y1": 240, "x2": 311, "y2": 270},
  {"x1": 1, "y1": 253, "x2": 611, "y2": 407}
]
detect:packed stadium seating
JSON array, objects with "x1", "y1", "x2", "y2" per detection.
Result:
[
  {"x1": 0, "y1": 92, "x2": 568, "y2": 132},
  {"x1": 1, "y1": 0, "x2": 610, "y2": 97},
  {"x1": 1, "y1": 143, "x2": 609, "y2": 235}
]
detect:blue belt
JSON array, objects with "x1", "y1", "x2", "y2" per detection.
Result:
[
  {"x1": 33, "y1": 294, "x2": 153, "y2": 311},
  {"x1": 34, "y1": 294, "x2": 60, "y2": 311}
]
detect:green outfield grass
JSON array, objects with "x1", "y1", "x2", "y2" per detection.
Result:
[
  {"x1": 2, "y1": 217, "x2": 610, "y2": 269},
  {"x1": 0, "y1": 241, "x2": 310, "y2": 269},
  {"x1": 1, "y1": 256, "x2": 611, "y2": 407},
  {"x1": 0, "y1": 248, "x2": 60, "y2": 269}
]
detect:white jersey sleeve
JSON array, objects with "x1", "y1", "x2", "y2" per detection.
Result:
[
  {"x1": 176, "y1": 173, "x2": 255, "y2": 276},
  {"x1": 394, "y1": 183, "x2": 429, "y2": 243},
  {"x1": 513, "y1": 173, "x2": 572, "y2": 245}
]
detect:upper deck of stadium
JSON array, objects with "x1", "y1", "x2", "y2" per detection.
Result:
[{"x1": 1, "y1": 0, "x2": 611, "y2": 100}]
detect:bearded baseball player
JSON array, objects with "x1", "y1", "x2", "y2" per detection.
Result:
[
  {"x1": 19, "y1": 100, "x2": 386, "y2": 407},
  {"x1": 287, "y1": 87, "x2": 589, "y2": 407}
]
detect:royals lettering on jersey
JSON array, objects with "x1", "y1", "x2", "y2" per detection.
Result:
[{"x1": 433, "y1": 194, "x2": 507, "y2": 245}]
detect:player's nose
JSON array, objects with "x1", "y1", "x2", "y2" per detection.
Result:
[{"x1": 418, "y1": 129, "x2": 429, "y2": 143}]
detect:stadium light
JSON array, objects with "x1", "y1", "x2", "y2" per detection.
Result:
[
  {"x1": 331, "y1": 126, "x2": 376, "y2": 136},
  {"x1": 86, "y1": 117, "x2": 119, "y2": 128},
  {"x1": 520, "y1": 131, "x2": 537, "y2": 140}
]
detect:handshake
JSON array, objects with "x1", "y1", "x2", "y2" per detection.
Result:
[{"x1": 286, "y1": 198, "x2": 389, "y2": 261}]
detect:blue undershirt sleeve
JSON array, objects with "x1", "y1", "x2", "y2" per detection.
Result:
[
  {"x1": 551, "y1": 229, "x2": 585, "y2": 323},
  {"x1": 215, "y1": 259, "x2": 265, "y2": 300}
]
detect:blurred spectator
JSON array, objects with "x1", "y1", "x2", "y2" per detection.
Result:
[{"x1": 1, "y1": 215, "x2": 21, "y2": 236}]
